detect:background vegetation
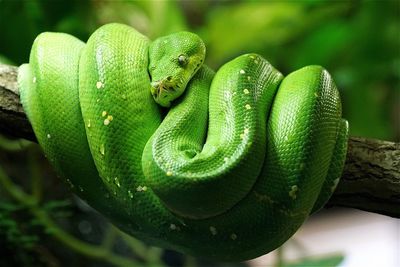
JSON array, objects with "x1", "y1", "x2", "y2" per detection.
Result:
[{"x1": 0, "y1": 0, "x2": 398, "y2": 266}]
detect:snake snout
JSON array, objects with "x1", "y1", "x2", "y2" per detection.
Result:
[
  {"x1": 150, "y1": 76, "x2": 184, "y2": 107},
  {"x1": 150, "y1": 81, "x2": 160, "y2": 97},
  {"x1": 151, "y1": 81, "x2": 160, "y2": 90},
  {"x1": 151, "y1": 78, "x2": 176, "y2": 94},
  {"x1": 150, "y1": 80, "x2": 175, "y2": 107}
]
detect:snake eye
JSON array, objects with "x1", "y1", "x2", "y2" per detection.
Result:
[{"x1": 178, "y1": 54, "x2": 188, "y2": 66}]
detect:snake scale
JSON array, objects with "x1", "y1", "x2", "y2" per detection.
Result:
[{"x1": 18, "y1": 23, "x2": 348, "y2": 261}]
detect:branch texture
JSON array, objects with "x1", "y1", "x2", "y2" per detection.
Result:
[
  {"x1": 0, "y1": 63, "x2": 399, "y2": 217},
  {"x1": 0, "y1": 64, "x2": 35, "y2": 141}
]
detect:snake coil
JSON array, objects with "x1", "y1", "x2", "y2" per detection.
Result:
[{"x1": 18, "y1": 23, "x2": 348, "y2": 261}]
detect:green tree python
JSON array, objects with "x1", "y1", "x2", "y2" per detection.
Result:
[{"x1": 18, "y1": 23, "x2": 349, "y2": 261}]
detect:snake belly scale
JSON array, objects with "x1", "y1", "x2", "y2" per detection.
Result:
[{"x1": 18, "y1": 23, "x2": 349, "y2": 261}]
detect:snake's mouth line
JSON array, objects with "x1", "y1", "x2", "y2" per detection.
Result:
[
  {"x1": 151, "y1": 78, "x2": 185, "y2": 99},
  {"x1": 149, "y1": 57, "x2": 203, "y2": 104}
]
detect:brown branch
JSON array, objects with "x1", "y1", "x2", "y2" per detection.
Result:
[
  {"x1": 0, "y1": 63, "x2": 399, "y2": 218},
  {"x1": 329, "y1": 137, "x2": 399, "y2": 218},
  {"x1": 0, "y1": 64, "x2": 36, "y2": 141}
]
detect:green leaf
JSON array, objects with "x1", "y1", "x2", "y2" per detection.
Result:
[{"x1": 284, "y1": 254, "x2": 344, "y2": 267}]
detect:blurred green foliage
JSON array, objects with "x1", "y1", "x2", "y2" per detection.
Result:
[
  {"x1": 0, "y1": 1, "x2": 398, "y2": 266},
  {"x1": 282, "y1": 254, "x2": 344, "y2": 267},
  {"x1": 1, "y1": 0, "x2": 398, "y2": 140}
]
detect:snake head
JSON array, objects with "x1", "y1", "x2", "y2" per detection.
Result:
[{"x1": 149, "y1": 32, "x2": 206, "y2": 107}]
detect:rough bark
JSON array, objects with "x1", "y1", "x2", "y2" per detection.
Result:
[
  {"x1": 0, "y1": 63, "x2": 399, "y2": 218},
  {"x1": 329, "y1": 137, "x2": 399, "y2": 217},
  {"x1": 0, "y1": 64, "x2": 36, "y2": 141}
]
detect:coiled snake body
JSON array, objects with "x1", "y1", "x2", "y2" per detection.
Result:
[{"x1": 18, "y1": 23, "x2": 348, "y2": 261}]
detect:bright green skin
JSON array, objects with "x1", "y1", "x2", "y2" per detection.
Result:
[
  {"x1": 149, "y1": 31, "x2": 205, "y2": 107},
  {"x1": 18, "y1": 23, "x2": 349, "y2": 261}
]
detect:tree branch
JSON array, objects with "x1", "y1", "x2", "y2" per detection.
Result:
[
  {"x1": 0, "y1": 64, "x2": 35, "y2": 141},
  {"x1": 1, "y1": 63, "x2": 399, "y2": 218},
  {"x1": 328, "y1": 137, "x2": 399, "y2": 218}
]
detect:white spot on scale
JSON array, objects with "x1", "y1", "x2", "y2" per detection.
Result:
[
  {"x1": 99, "y1": 144, "x2": 105, "y2": 156},
  {"x1": 247, "y1": 76, "x2": 251, "y2": 81},
  {"x1": 166, "y1": 171, "x2": 173, "y2": 176},
  {"x1": 209, "y1": 226, "x2": 217, "y2": 235},
  {"x1": 289, "y1": 185, "x2": 299, "y2": 200},
  {"x1": 244, "y1": 128, "x2": 249, "y2": 134},
  {"x1": 114, "y1": 177, "x2": 120, "y2": 188},
  {"x1": 87, "y1": 119, "x2": 91, "y2": 128},
  {"x1": 102, "y1": 111, "x2": 107, "y2": 117},
  {"x1": 223, "y1": 157, "x2": 229, "y2": 163},
  {"x1": 46, "y1": 133, "x2": 51, "y2": 139},
  {"x1": 103, "y1": 115, "x2": 113, "y2": 126},
  {"x1": 136, "y1": 185, "x2": 147, "y2": 192},
  {"x1": 239, "y1": 69, "x2": 245, "y2": 74},
  {"x1": 245, "y1": 104, "x2": 251, "y2": 110},
  {"x1": 128, "y1": 190, "x2": 134, "y2": 199},
  {"x1": 243, "y1": 89, "x2": 249, "y2": 94},
  {"x1": 230, "y1": 233, "x2": 237, "y2": 240},
  {"x1": 170, "y1": 224, "x2": 179, "y2": 230},
  {"x1": 32, "y1": 77, "x2": 37, "y2": 83},
  {"x1": 66, "y1": 178, "x2": 74, "y2": 189},
  {"x1": 96, "y1": 81, "x2": 104, "y2": 89}
]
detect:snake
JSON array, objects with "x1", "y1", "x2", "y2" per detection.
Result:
[{"x1": 18, "y1": 23, "x2": 349, "y2": 261}]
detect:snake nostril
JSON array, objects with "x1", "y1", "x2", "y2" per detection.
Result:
[{"x1": 166, "y1": 76, "x2": 172, "y2": 81}]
